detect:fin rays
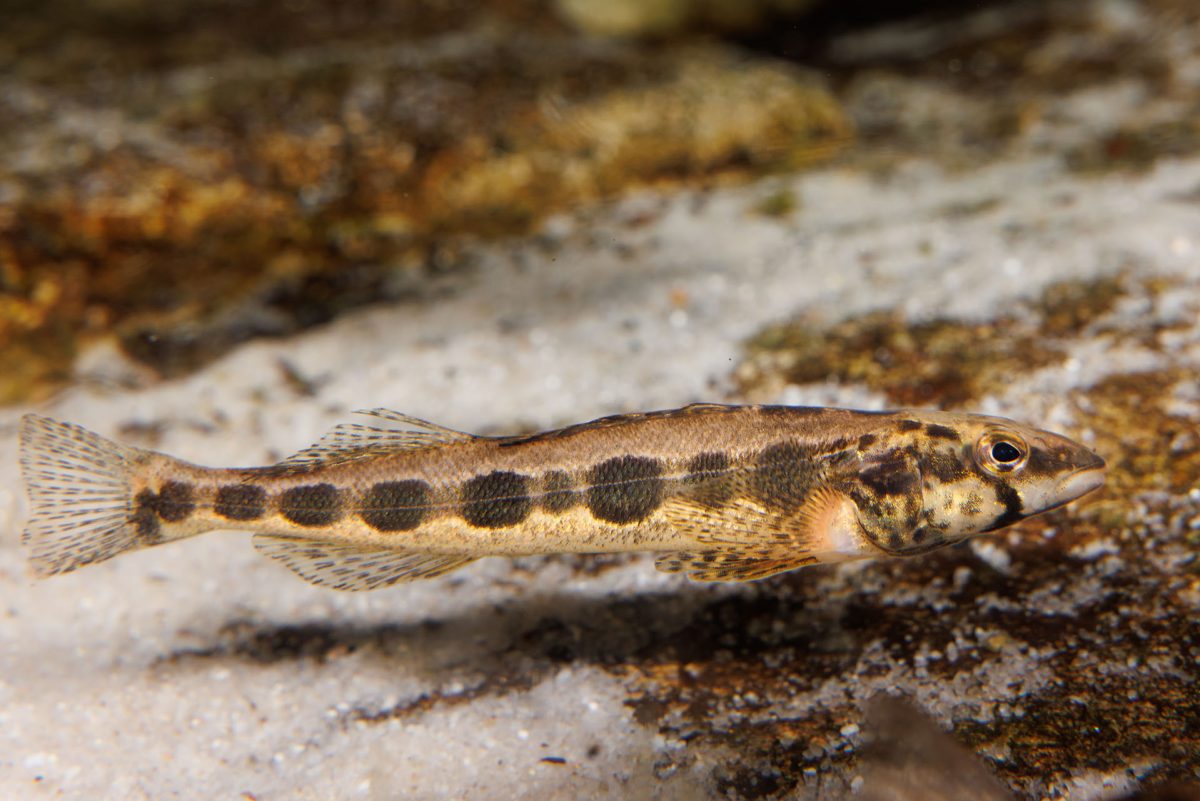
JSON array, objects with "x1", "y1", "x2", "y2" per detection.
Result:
[
  {"x1": 655, "y1": 550, "x2": 819, "y2": 582},
  {"x1": 19, "y1": 415, "x2": 148, "y2": 576},
  {"x1": 657, "y1": 479, "x2": 854, "y2": 582},
  {"x1": 271, "y1": 409, "x2": 477, "y2": 473},
  {"x1": 252, "y1": 535, "x2": 475, "y2": 591}
]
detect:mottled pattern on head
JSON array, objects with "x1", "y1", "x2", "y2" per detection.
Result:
[{"x1": 840, "y1": 412, "x2": 1107, "y2": 554}]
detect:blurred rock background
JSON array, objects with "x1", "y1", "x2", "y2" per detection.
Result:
[{"x1": 1, "y1": 0, "x2": 854, "y2": 402}]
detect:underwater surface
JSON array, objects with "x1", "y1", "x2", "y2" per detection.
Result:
[{"x1": 1, "y1": 0, "x2": 1198, "y2": 798}]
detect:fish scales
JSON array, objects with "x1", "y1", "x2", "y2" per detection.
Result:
[
  {"x1": 18, "y1": 404, "x2": 1107, "y2": 591},
  {"x1": 135, "y1": 407, "x2": 882, "y2": 552}
]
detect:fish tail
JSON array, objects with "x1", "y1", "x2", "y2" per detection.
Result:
[{"x1": 19, "y1": 414, "x2": 156, "y2": 577}]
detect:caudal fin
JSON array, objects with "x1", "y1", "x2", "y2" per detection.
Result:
[{"x1": 19, "y1": 414, "x2": 150, "y2": 577}]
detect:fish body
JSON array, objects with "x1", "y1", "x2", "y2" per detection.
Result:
[{"x1": 19, "y1": 404, "x2": 1106, "y2": 590}]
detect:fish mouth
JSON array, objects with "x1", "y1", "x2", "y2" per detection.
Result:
[{"x1": 1054, "y1": 460, "x2": 1108, "y2": 504}]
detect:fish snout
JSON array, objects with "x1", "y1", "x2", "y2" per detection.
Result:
[{"x1": 1055, "y1": 449, "x2": 1107, "y2": 502}]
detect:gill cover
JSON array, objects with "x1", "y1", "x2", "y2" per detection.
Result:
[{"x1": 845, "y1": 448, "x2": 928, "y2": 555}]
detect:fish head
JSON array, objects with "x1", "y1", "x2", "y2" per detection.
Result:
[
  {"x1": 904, "y1": 412, "x2": 1107, "y2": 550},
  {"x1": 842, "y1": 412, "x2": 1106, "y2": 558}
]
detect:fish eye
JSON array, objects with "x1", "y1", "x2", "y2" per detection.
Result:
[
  {"x1": 975, "y1": 431, "x2": 1029, "y2": 474},
  {"x1": 991, "y1": 441, "x2": 1022, "y2": 463}
]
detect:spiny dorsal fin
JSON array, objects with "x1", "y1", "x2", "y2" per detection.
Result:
[
  {"x1": 253, "y1": 535, "x2": 475, "y2": 591},
  {"x1": 272, "y1": 409, "x2": 477, "y2": 473}
]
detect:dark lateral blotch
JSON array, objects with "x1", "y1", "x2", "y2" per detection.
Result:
[
  {"x1": 541, "y1": 470, "x2": 577, "y2": 514},
  {"x1": 215, "y1": 484, "x2": 268, "y2": 521},
  {"x1": 684, "y1": 451, "x2": 735, "y2": 507},
  {"x1": 156, "y1": 480, "x2": 196, "y2": 522},
  {"x1": 586, "y1": 455, "x2": 665, "y2": 524},
  {"x1": 462, "y1": 471, "x2": 532, "y2": 528},
  {"x1": 133, "y1": 481, "x2": 194, "y2": 539},
  {"x1": 280, "y1": 483, "x2": 343, "y2": 527},
  {"x1": 361, "y1": 480, "x2": 431, "y2": 531},
  {"x1": 751, "y1": 441, "x2": 815, "y2": 508},
  {"x1": 685, "y1": 451, "x2": 730, "y2": 483},
  {"x1": 133, "y1": 489, "x2": 162, "y2": 542}
]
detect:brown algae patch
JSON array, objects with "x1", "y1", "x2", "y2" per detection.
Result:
[{"x1": 737, "y1": 274, "x2": 1127, "y2": 408}]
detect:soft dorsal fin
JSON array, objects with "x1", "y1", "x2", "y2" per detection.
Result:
[
  {"x1": 272, "y1": 408, "x2": 477, "y2": 472},
  {"x1": 253, "y1": 535, "x2": 475, "y2": 591},
  {"x1": 352, "y1": 408, "x2": 478, "y2": 441}
]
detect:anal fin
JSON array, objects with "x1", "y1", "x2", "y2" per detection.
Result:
[{"x1": 253, "y1": 535, "x2": 474, "y2": 591}]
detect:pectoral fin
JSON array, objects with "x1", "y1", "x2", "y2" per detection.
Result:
[
  {"x1": 658, "y1": 484, "x2": 862, "y2": 582},
  {"x1": 663, "y1": 483, "x2": 860, "y2": 551}
]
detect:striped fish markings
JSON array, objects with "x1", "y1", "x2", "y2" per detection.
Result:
[{"x1": 19, "y1": 404, "x2": 1106, "y2": 591}]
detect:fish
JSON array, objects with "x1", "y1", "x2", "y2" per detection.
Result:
[{"x1": 18, "y1": 403, "x2": 1107, "y2": 591}]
